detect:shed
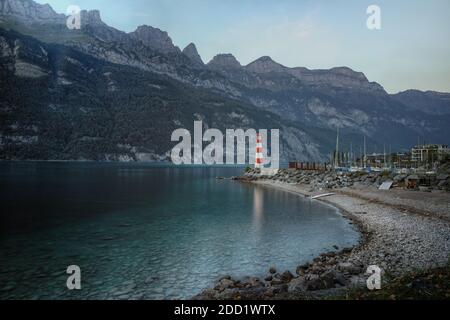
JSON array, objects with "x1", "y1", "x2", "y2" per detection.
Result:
[{"x1": 406, "y1": 175, "x2": 419, "y2": 189}]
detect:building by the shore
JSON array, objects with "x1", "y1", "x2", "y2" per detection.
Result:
[{"x1": 411, "y1": 144, "x2": 450, "y2": 163}]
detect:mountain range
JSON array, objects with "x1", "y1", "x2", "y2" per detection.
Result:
[{"x1": 1, "y1": 0, "x2": 449, "y2": 162}]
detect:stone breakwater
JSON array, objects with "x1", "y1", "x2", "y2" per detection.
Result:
[
  {"x1": 194, "y1": 169, "x2": 450, "y2": 300},
  {"x1": 241, "y1": 168, "x2": 450, "y2": 192}
]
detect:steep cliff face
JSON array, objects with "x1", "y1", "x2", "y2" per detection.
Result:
[
  {"x1": 0, "y1": 0, "x2": 64, "y2": 24},
  {"x1": 182, "y1": 43, "x2": 204, "y2": 66},
  {"x1": 207, "y1": 53, "x2": 242, "y2": 71},
  {"x1": 79, "y1": 9, "x2": 102, "y2": 26},
  {"x1": 0, "y1": 30, "x2": 50, "y2": 78},
  {"x1": 288, "y1": 66, "x2": 385, "y2": 93},
  {"x1": 129, "y1": 25, "x2": 180, "y2": 54}
]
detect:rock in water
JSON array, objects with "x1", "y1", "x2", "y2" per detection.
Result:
[{"x1": 281, "y1": 270, "x2": 294, "y2": 282}]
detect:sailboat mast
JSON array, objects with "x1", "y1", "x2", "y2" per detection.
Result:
[
  {"x1": 389, "y1": 144, "x2": 392, "y2": 168},
  {"x1": 350, "y1": 142, "x2": 353, "y2": 167},
  {"x1": 360, "y1": 146, "x2": 363, "y2": 168},
  {"x1": 335, "y1": 127, "x2": 339, "y2": 168},
  {"x1": 363, "y1": 136, "x2": 366, "y2": 169}
]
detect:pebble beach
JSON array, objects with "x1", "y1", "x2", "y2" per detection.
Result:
[{"x1": 195, "y1": 169, "x2": 450, "y2": 300}]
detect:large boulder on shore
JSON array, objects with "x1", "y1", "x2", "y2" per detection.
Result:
[
  {"x1": 296, "y1": 265, "x2": 308, "y2": 276},
  {"x1": 301, "y1": 269, "x2": 347, "y2": 291},
  {"x1": 337, "y1": 262, "x2": 363, "y2": 275},
  {"x1": 265, "y1": 284, "x2": 288, "y2": 297},
  {"x1": 304, "y1": 274, "x2": 324, "y2": 291},
  {"x1": 288, "y1": 277, "x2": 306, "y2": 293},
  {"x1": 214, "y1": 278, "x2": 235, "y2": 292},
  {"x1": 241, "y1": 277, "x2": 264, "y2": 288},
  {"x1": 281, "y1": 270, "x2": 294, "y2": 282}
]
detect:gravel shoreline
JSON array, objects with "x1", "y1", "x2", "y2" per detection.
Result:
[{"x1": 194, "y1": 172, "x2": 450, "y2": 300}]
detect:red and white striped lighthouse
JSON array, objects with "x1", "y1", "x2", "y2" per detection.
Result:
[{"x1": 255, "y1": 133, "x2": 264, "y2": 169}]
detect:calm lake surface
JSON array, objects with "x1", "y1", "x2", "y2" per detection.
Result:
[{"x1": 0, "y1": 162, "x2": 359, "y2": 300}]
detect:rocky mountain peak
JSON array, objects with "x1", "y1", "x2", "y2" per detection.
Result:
[
  {"x1": 182, "y1": 42, "x2": 203, "y2": 65},
  {"x1": 392, "y1": 89, "x2": 450, "y2": 115},
  {"x1": 0, "y1": 0, "x2": 65, "y2": 24},
  {"x1": 207, "y1": 53, "x2": 241, "y2": 70},
  {"x1": 287, "y1": 66, "x2": 385, "y2": 93},
  {"x1": 80, "y1": 9, "x2": 103, "y2": 26},
  {"x1": 129, "y1": 25, "x2": 179, "y2": 53},
  {"x1": 329, "y1": 67, "x2": 368, "y2": 81},
  {"x1": 245, "y1": 56, "x2": 286, "y2": 74}
]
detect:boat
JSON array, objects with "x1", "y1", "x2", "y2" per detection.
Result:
[{"x1": 310, "y1": 193, "x2": 335, "y2": 200}]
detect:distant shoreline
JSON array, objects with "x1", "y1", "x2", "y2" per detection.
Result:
[
  {"x1": 0, "y1": 160, "x2": 249, "y2": 168},
  {"x1": 0, "y1": 159, "x2": 169, "y2": 163}
]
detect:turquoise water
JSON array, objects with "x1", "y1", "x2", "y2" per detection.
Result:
[{"x1": 0, "y1": 162, "x2": 359, "y2": 300}]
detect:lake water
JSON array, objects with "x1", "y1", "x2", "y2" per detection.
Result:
[{"x1": 0, "y1": 162, "x2": 359, "y2": 300}]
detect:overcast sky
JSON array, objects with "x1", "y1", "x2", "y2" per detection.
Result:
[{"x1": 36, "y1": 0, "x2": 450, "y2": 94}]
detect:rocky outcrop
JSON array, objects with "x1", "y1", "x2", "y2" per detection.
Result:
[
  {"x1": 245, "y1": 56, "x2": 286, "y2": 74},
  {"x1": 80, "y1": 9, "x2": 103, "y2": 26},
  {"x1": 207, "y1": 53, "x2": 241, "y2": 70},
  {"x1": 129, "y1": 25, "x2": 180, "y2": 54},
  {"x1": 0, "y1": 0, "x2": 65, "y2": 24},
  {"x1": 182, "y1": 42, "x2": 204, "y2": 66},
  {"x1": 289, "y1": 66, "x2": 385, "y2": 93},
  {"x1": 243, "y1": 56, "x2": 384, "y2": 93},
  {"x1": 79, "y1": 11, "x2": 130, "y2": 44}
]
